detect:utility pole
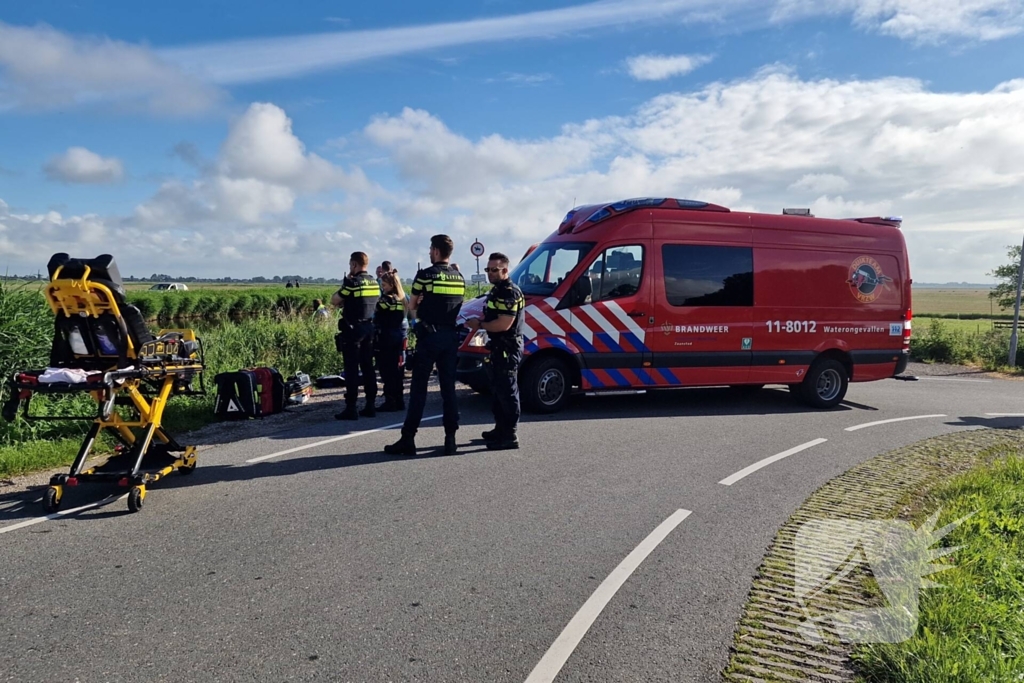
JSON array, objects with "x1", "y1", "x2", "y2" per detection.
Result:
[{"x1": 1009, "y1": 231, "x2": 1024, "y2": 366}]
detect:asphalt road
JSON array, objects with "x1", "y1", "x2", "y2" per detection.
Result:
[{"x1": 1, "y1": 365, "x2": 1022, "y2": 683}]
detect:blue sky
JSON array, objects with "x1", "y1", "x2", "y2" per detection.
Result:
[{"x1": 1, "y1": 0, "x2": 1023, "y2": 281}]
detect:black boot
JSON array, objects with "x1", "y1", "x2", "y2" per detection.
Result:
[
  {"x1": 444, "y1": 433, "x2": 458, "y2": 455},
  {"x1": 384, "y1": 435, "x2": 416, "y2": 456},
  {"x1": 481, "y1": 428, "x2": 500, "y2": 441},
  {"x1": 359, "y1": 404, "x2": 376, "y2": 418},
  {"x1": 334, "y1": 406, "x2": 358, "y2": 421},
  {"x1": 377, "y1": 401, "x2": 404, "y2": 412},
  {"x1": 486, "y1": 436, "x2": 519, "y2": 451}
]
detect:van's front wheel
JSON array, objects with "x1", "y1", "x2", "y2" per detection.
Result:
[
  {"x1": 522, "y1": 357, "x2": 571, "y2": 414},
  {"x1": 800, "y1": 358, "x2": 848, "y2": 408}
]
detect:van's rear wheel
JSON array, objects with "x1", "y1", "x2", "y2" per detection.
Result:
[
  {"x1": 522, "y1": 357, "x2": 571, "y2": 414},
  {"x1": 800, "y1": 359, "x2": 848, "y2": 409}
]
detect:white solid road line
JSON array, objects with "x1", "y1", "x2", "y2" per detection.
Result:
[
  {"x1": 844, "y1": 414, "x2": 947, "y2": 432},
  {"x1": 523, "y1": 509, "x2": 692, "y2": 683},
  {"x1": 2, "y1": 416, "x2": 446, "y2": 537},
  {"x1": 916, "y1": 377, "x2": 990, "y2": 383},
  {"x1": 718, "y1": 439, "x2": 828, "y2": 486},
  {"x1": 246, "y1": 414, "x2": 442, "y2": 463},
  {"x1": 986, "y1": 413, "x2": 1024, "y2": 417},
  {"x1": 0, "y1": 494, "x2": 125, "y2": 536}
]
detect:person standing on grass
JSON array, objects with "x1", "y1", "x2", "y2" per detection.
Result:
[
  {"x1": 312, "y1": 298, "x2": 330, "y2": 321},
  {"x1": 331, "y1": 252, "x2": 379, "y2": 421},
  {"x1": 464, "y1": 252, "x2": 525, "y2": 450},
  {"x1": 374, "y1": 271, "x2": 407, "y2": 412},
  {"x1": 384, "y1": 235, "x2": 464, "y2": 456}
]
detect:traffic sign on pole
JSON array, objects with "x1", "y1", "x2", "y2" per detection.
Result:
[{"x1": 470, "y1": 241, "x2": 485, "y2": 257}]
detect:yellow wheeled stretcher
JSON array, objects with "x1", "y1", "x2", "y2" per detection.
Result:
[{"x1": 1, "y1": 254, "x2": 205, "y2": 513}]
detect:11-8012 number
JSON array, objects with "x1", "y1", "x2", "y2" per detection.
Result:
[{"x1": 766, "y1": 320, "x2": 817, "y2": 333}]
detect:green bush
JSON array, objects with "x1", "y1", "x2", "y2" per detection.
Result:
[
  {"x1": 910, "y1": 319, "x2": 975, "y2": 364},
  {"x1": 158, "y1": 293, "x2": 177, "y2": 319},
  {"x1": 0, "y1": 281, "x2": 94, "y2": 447},
  {"x1": 121, "y1": 286, "x2": 336, "y2": 321}
]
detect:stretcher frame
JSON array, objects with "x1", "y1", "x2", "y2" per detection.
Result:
[{"x1": 4, "y1": 264, "x2": 205, "y2": 513}]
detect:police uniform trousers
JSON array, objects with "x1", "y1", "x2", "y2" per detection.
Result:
[
  {"x1": 341, "y1": 321, "x2": 377, "y2": 407},
  {"x1": 487, "y1": 345, "x2": 521, "y2": 439},
  {"x1": 375, "y1": 328, "x2": 406, "y2": 407},
  {"x1": 403, "y1": 325, "x2": 459, "y2": 437}
]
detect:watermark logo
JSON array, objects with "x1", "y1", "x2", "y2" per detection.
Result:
[
  {"x1": 846, "y1": 256, "x2": 893, "y2": 303},
  {"x1": 793, "y1": 508, "x2": 972, "y2": 644}
]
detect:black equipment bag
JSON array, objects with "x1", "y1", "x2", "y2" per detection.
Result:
[
  {"x1": 214, "y1": 370, "x2": 261, "y2": 419},
  {"x1": 249, "y1": 367, "x2": 287, "y2": 415}
]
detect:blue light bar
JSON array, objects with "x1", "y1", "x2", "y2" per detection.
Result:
[
  {"x1": 586, "y1": 207, "x2": 612, "y2": 223},
  {"x1": 610, "y1": 197, "x2": 665, "y2": 211},
  {"x1": 676, "y1": 199, "x2": 709, "y2": 209}
]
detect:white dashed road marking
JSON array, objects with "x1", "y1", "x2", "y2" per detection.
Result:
[
  {"x1": 246, "y1": 414, "x2": 442, "y2": 463},
  {"x1": 0, "y1": 495, "x2": 126, "y2": 536},
  {"x1": 844, "y1": 414, "x2": 947, "y2": 432},
  {"x1": 523, "y1": 509, "x2": 692, "y2": 683},
  {"x1": 718, "y1": 439, "x2": 828, "y2": 486},
  {"x1": 1, "y1": 415, "x2": 446, "y2": 536}
]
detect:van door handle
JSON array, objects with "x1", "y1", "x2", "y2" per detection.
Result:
[{"x1": 627, "y1": 311, "x2": 646, "y2": 318}]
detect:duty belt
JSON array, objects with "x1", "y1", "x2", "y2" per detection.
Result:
[{"x1": 418, "y1": 322, "x2": 455, "y2": 334}]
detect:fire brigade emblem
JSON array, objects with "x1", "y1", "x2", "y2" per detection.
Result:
[
  {"x1": 661, "y1": 321, "x2": 673, "y2": 335},
  {"x1": 847, "y1": 256, "x2": 892, "y2": 303}
]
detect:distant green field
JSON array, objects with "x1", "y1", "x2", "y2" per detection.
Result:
[
  {"x1": 915, "y1": 317, "x2": 1004, "y2": 335},
  {"x1": 911, "y1": 288, "x2": 1000, "y2": 316},
  {"x1": 1, "y1": 280, "x2": 1002, "y2": 315}
]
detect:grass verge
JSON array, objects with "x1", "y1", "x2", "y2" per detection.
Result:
[
  {"x1": 851, "y1": 451, "x2": 1024, "y2": 682},
  {"x1": 722, "y1": 429, "x2": 1024, "y2": 683}
]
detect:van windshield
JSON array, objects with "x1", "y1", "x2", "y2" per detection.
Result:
[{"x1": 509, "y1": 241, "x2": 595, "y2": 296}]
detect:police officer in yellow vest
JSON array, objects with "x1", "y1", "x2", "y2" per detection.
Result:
[
  {"x1": 385, "y1": 235, "x2": 465, "y2": 456},
  {"x1": 464, "y1": 252, "x2": 525, "y2": 450},
  {"x1": 332, "y1": 251, "x2": 379, "y2": 420}
]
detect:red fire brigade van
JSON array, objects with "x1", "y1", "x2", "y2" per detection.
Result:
[{"x1": 456, "y1": 197, "x2": 911, "y2": 413}]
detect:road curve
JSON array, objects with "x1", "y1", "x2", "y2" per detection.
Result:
[{"x1": 1, "y1": 366, "x2": 1020, "y2": 682}]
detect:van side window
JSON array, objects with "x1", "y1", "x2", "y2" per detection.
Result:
[
  {"x1": 662, "y1": 245, "x2": 753, "y2": 306},
  {"x1": 587, "y1": 245, "x2": 644, "y2": 303}
]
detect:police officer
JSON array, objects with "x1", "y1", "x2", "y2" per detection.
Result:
[
  {"x1": 373, "y1": 271, "x2": 408, "y2": 412},
  {"x1": 385, "y1": 235, "x2": 465, "y2": 456},
  {"x1": 331, "y1": 251, "x2": 379, "y2": 421},
  {"x1": 464, "y1": 252, "x2": 524, "y2": 450}
]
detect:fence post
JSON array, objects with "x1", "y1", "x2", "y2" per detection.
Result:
[{"x1": 1008, "y1": 232, "x2": 1024, "y2": 366}]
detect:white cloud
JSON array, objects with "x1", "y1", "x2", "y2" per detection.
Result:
[
  {"x1": 357, "y1": 71, "x2": 1024, "y2": 283},
  {"x1": 7, "y1": 72, "x2": 1024, "y2": 282},
  {"x1": 626, "y1": 54, "x2": 714, "y2": 81},
  {"x1": 154, "y1": 0, "x2": 1022, "y2": 90},
  {"x1": 0, "y1": 21, "x2": 223, "y2": 114},
  {"x1": 134, "y1": 102, "x2": 375, "y2": 227},
  {"x1": 364, "y1": 107, "x2": 599, "y2": 201},
  {"x1": 485, "y1": 73, "x2": 554, "y2": 85},
  {"x1": 789, "y1": 173, "x2": 850, "y2": 194},
  {"x1": 772, "y1": 0, "x2": 1024, "y2": 42},
  {"x1": 44, "y1": 147, "x2": 124, "y2": 184},
  {"x1": 160, "y1": 0, "x2": 750, "y2": 84}
]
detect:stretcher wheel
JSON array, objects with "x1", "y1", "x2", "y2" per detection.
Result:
[
  {"x1": 43, "y1": 487, "x2": 61, "y2": 513},
  {"x1": 127, "y1": 486, "x2": 145, "y2": 513},
  {"x1": 179, "y1": 462, "x2": 195, "y2": 475}
]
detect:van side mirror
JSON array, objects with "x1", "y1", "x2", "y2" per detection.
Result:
[{"x1": 560, "y1": 274, "x2": 592, "y2": 309}]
